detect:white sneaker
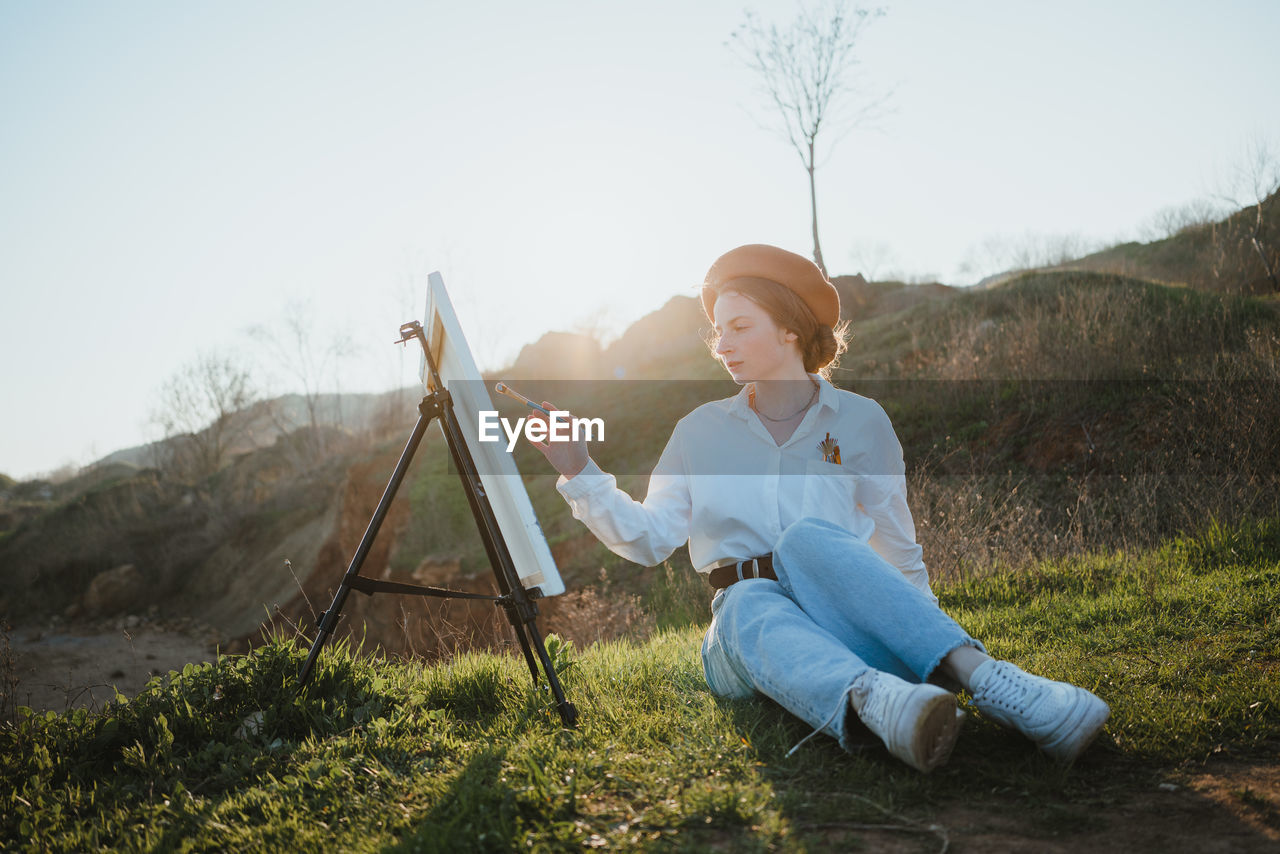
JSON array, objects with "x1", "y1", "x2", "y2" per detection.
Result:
[
  {"x1": 855, "y1": 671, "x2": 963, "y2": 773},
  {"x1": 969, "y1": 660, "x2": 1110, "y2": 764}
]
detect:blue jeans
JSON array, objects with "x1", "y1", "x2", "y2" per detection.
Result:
[{"x1": 700, "y1": 517, "x2": 983, "y2": 750}]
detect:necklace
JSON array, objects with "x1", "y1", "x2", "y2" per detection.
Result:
[{"x1": 751, "y1": 380, "x2": 819, "y2": 422}]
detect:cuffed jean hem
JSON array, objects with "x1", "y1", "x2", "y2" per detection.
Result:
[
  {"x1": 923, "y1": 638, "x2": 987, "y2": 694},
  {"x1": 700, "y1": 517, "x2": 983, "y2": 753}
]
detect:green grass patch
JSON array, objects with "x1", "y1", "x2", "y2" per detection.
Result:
[{"x1": 4, "y1": 518, "x2": 1278, "y2": 851}]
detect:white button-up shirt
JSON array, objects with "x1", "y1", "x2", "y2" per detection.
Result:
[{"x1": 556, "y1": 376, "x2": 935, "y2": 601}]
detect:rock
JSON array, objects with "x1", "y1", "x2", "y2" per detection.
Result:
[
  {"x1": 64, "y1": 601, "x2": 84, "y2": 620},
  {"x1": 125, "y1": 615, "x2": 141, "y2": 629},
  {"x1": 85, "y1": 564, "x2": 147, "y2": 617}
]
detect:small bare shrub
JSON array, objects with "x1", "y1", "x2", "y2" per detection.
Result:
[{"x1": 1138, "y1": 198, "x2": 1224, "y2": 242}]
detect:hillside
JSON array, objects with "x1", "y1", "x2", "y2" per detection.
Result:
[
  {"x1": 3, "y1": 201, "x2": 1279, "y2": 672},
  {"x1": 1060, "y1": 189, "x2": 1279, "y2": 293},
  {"x1": 5, "y1": 271, "x2": 1275, "y2": 670},
  {"x1": 90, "y1": 391, "x2": 413, "y2": 471}
]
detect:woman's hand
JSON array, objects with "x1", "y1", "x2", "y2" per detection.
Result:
[{"x1": 528, "y1": 401, "x2": 590, "y2": 478}]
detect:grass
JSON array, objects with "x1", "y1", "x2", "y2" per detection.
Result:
[{"x1": 4, "y1": 516, "x2": 1278, "y2": 852}]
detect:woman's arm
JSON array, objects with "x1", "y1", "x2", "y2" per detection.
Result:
[{"x1": 531, "y1": 404, "x2": 693, "y2": 567}]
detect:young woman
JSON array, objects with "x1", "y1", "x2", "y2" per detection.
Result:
[{"x1": 528, "y1": 244, "x2": 1109, "y2": 772}]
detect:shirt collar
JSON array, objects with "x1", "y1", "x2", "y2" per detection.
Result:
[
  {"x1": 813, "y1": 374, "x2": 839, "y2": 415},
  {"x1": 727, "y1": 384, "x2": 755, "y2": 422},
  {"x1": 726, "y1": 374, "x2": 839, "y2": 423}
]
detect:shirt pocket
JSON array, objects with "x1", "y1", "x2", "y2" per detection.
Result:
[{"x1": 799, "y1": 458, "x2": 858, "y2": 525}]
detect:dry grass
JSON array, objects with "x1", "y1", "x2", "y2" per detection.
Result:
[
  {"x1": 375, "y1": 571, "x2": 656, "y2": 665},
  {"x1": 900, "y1": 273, "x2": 1280, "y2": 583},
  {"x1": 393, "y1": 598, "x2": 513, "y2": 660},
  {"x1": 924, "y1": 273, "x2": 1277, "y2": 381},
  {"x1": 544, "y1": 582, "x2": 655, "y2": 649},
  {"x1": 909, "y1": 469, "x2": 1054, "y2": 583}
]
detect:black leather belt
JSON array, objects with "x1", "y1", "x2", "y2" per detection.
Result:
[{"x1": 708, "y1": 554, "x2": 776, "y2": 590}]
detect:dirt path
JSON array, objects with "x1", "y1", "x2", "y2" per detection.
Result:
[
  {"x1": 806, "y1": 757, "x2": 1280, "y2": 853},
  {"x1": 9, "y1": 624, "x2": 216, "y2": 713},
  {"x1": 935, "y1": 772, "x2": 1280, "y2": 852}
]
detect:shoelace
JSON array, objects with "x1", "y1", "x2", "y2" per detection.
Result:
[
  {"x1": 858, "y1": 681, "x2": 891, "y2": 728},
  {"x1": 978, "y1": 665, "x2": 1033, "y2": 714},
  {"x1": 786, "y1": 682, "x2": 859, "y2": 758}
]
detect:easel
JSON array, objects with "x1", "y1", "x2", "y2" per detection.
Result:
[{"x1": 297, "y1": 320, "x2": 578, "y2": 727}]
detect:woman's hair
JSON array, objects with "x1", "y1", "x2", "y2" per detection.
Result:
[{"x1": 706, "y1": 277, "x2": 850, "y2": 378}]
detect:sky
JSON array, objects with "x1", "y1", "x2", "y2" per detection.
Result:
[{"x1": 2, "y1": 0, "x2": 1278, "y2": 480}]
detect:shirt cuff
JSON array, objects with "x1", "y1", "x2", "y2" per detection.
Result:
[{"x1": 556, "y1": 458, "x2": 611, "y2": 500}]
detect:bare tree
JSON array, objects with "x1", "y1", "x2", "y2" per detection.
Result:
[
  {"x1": 1137, "y1": 197, "x2": 1224, "y2": 242},
  {"x1": 570, "y1": 305, "x2": 619, "y2": 349},
  {"x1": 247, "y1": 299, "x2": 357, "y2": 460},
  {"x1": 1216, "y1": 135, "x2": 1280, "y2": 292},
  {"x1": 730, "y1": 1, "x2": 891, "y2": 277},
  {"x1": 847, "y1": 238, "x2": 896, "y2": 281},
  {"x1": 151, "y1": 351, "x2": 259, "y2": 480},
  {"x1": 959, "y1": 232, "x2": 1101, "y2": 282}
]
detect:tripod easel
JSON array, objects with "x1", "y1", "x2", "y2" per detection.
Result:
[{"x1": 296, "y1": 320, "x2": 578, "y2": 728}]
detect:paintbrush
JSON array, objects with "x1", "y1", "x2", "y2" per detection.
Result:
[{"x1": 493, "y1": 382, "x2": 552, "y2": 416}]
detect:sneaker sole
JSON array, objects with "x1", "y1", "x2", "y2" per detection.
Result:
[{"x1": 903, "y1": 689, "x2": 963, "y2": 773}]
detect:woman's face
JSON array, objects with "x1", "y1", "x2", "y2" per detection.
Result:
[{"x1": 713, "y1": 291, "x2": 803, "y2": 382}]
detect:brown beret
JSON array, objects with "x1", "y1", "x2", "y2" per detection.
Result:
[{"x1": 702, "y1": 244, "x2": 840, "y2": 328}]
